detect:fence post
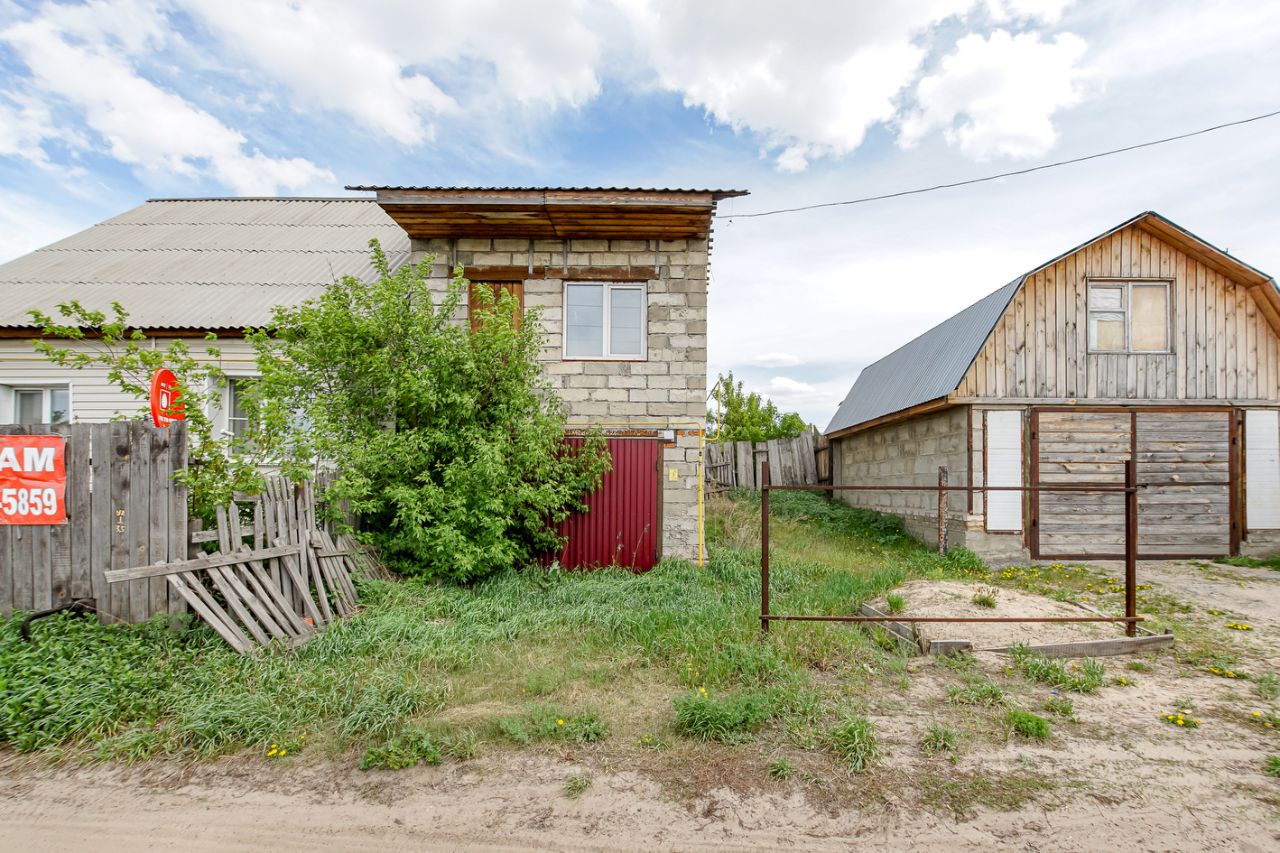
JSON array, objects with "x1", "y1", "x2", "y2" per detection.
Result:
[
  {"x1": 761, "y1": 460, "x2": 770, "y2": 635},
  {"x1": 1124, "y1": 458, "x2": 1138, "y2": 637},
  {"x1": 937, "y1": 466, "x2": 949, "y2": 555}
]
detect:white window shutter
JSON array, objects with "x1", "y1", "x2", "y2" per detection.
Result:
[
  {"x1": 1246, "y1": 410, "x2": 1280, "y2": 529},
  {"x1": 986, "y1": 410, "x2": 1023, "y2": 532}
]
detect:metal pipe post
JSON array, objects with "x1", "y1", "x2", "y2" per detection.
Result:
[
  {"x1": 761, "y1": 460, "x2": 770, "y2": 635},
  {"x1": 937, "y1": 466, "x2": 949, "y2": 555},
  {"x1": 1124, "y1": 458, "x2": 1138, "y2": 638}
]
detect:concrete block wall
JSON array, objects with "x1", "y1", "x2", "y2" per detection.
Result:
[
  {"x1": 832, "y1": 407, "x2": 971, "y2": 548},
  {"x1": 408, "y1": 237, "x2": 709, "y2": 562}
]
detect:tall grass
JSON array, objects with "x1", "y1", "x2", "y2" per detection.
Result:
[{"x1": 1, "y1": 490, "x2": 972, "y2": 761}]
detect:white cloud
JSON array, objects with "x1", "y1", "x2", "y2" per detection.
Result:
[
  {"x1": 898, "y1": 29, "x2": 1087, "y2": 160},
  {"x1": 180, "y1": 0, "x2": 603, "y2": 147},
  {"x1": 985, "y1": 0, "x2": 1073, "y2": 23},
  {"x1": 618, "y1": 0, "x2": 975, "y2": 171},
  {"x1": 1, "y1": 0, "x2": 337, "y2": 194},
  {"x1": 751, "y1": 351, "x2": 804, "y2": 368},
  {"x1": 766, "y1": 376, "x2": 817, "y2": 397}
]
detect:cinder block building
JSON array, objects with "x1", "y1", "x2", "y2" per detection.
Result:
[{"x1": 0, "y1": 186, "x2": 747, "y2": 568}]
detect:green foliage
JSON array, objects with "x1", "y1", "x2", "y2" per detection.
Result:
[
  {"x1": 1265, "y1": 755, "x2": 1280, "y2": 778},
  {"x1": 28, "y1": 301, "x2": 265, "y2": 517},
  {"x1": 563, "y1": 773, "x2": 591, "y2": 798},
  {"x1": 1256, "y1": 673, "x2": 1280, "y2": 701},
  {"x1": 767, "y1": 757, "x2": 794, "y2": 780},
  {"x1": 359, "y1": 728, "x2": 442, "y2": 770},
  {"x1": 1007, "y1": 710, "x2": 1051, "y2": 740},
  {"x1": 922, "y1": 723, "x2": 959, "y2": 754},
  {"x1": 491, "y1": 705, "x2": 608, "y2": 745},
  {"x1": 885, "y1": 593, "x2": 905, "y2": 615},
  {"x1": 826, "y1": 713, "x2": 880, "y2": 773},
  {"x1": 970, "y1": 586, "x2": 999, "y2": 608},
  {"x1": 673, "y1": 690, "x2": 772, "y2": 742},
  {"x1": 947, "y1": 676, "x2": 1007, "y2": 707},
  {"x1": 1009, "y1": 646, "x2": 1105, "y2": 693},
  {"x1": 1042, "y1": 696, "x2": 1076, "y2": 720},
  {"x1": 247, "y1": 242, "x2": 610, "y2": 580},
  {"x1": 707, "y1": 370, "x2": 807, "y2": 442}
]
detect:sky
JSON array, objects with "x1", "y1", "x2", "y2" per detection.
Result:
[{"x1": 2, "y1": 0, "x2": 1279, "y2": 428}]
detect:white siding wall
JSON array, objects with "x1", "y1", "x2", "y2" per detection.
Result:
[
  {"x1": 0, "y1": 337, "x2": 258, "y2": 431},
  {"x1": 985, "y1": 410, "x2": 1023, "y2": 531},
  {"x1": 1246, "y1": 409, "x2": 1280, "y2": 529}
]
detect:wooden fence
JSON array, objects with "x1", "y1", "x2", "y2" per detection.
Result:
[
  {"x1": 705, "y1": 428, "x2": 830, "y2": 490},
  {"x1": 1, "y1": 421, "x2": 188, "y2": 624}
]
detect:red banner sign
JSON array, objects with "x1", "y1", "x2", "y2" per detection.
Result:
[
  {"x1": 150, "y1": 367, "x2": 185, "y2": 428},
  {"x1": 0, "y1": 435, "x2": 67, "y2": 525}
]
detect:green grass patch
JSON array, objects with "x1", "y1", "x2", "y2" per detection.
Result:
[
  {"x1": 885, "y1": 593, "x2": 905, "y2": 615},
  {"x1": 947, "y1": 676, "x2": 1007, "y2": 707},
  {"x1": 922, "y1": 723, "x2": 959, "y2": 754},
  {"x1": 767, "y1": 757, "x2": 795, "y2": 780},
  {"x1": 490, "y1": 705, "x2": 607, "y2": 745},
  {"x1": 1042, "y1": 696, "x2": 1076, "y2": 720},
  {"x1": 1009, "y1": 646, "x2": 1105, "y2": 693},
  {"x1": 1256, "y1": 673, "x2": 1280, "y2": 701},
  {"x1": 673, "y1": 691, "x2": 772, "y2": 743},
  {"x1": 1007, "y1": 710, "x2": 1051, "y2": 740},
  {"x1": 1216, "y1": 555, "x2": 1280, "y2": 571},
  {"x1": 826, "y1": 713, "x2": 880, "y2": 773},
  {"x1": 360, "y1": 728, "x2": 441, "y2": 770},
  {"x1": 563, "y1": 773, "x2": 591, "y2": 798},
  {"x1": 1265, "y1": 755, "x2": 1280, "y2": 778}
]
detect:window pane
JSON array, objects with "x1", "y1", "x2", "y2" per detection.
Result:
[
  {"x1": 49, "y1": 388, "x2": 70, "y2": 424},
  {"x1": 608, "y1": 287, "x2": 644, "y2": 356},
  {"x1": 1131, "y1": 285, "x2": 1169, "y2": 351},
  {"x1": 1091, "y1": 314, "x2": 1125, "y2": 351},
  {"x1": 16, "y1": 390, "x2": 42, "y2": 424},
  {"x1": 1089, "y1": 286, "x2": 1123, "y2": 310},
  {"x1": 565, "y1": 284, "x2": 603, "y2": 357}
]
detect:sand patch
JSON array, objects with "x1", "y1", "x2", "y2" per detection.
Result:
[{"x1": 871, "y1": 579, "x2": 1121, "y2": 650}]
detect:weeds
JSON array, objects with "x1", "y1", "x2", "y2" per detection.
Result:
[
  {"x1": 1257, "y1": 673, "x2": 1280, "y2": 701},
  {"x1": 673, "y1": 691, "x2": 771, "y2": 743},
  {"x1": 1007, "y1": 710, "x2": 1051, "y2": 740},
  {"x1": 947, "y1": 676, "x2": 1007, "y2": 707},
  {"x1": 826, "y1": 714, "x2": 880, "y2": 773},
  {"x1": 767, "y1": 758, "x2": 795, "y2": 780},
  {"x1": 492, "y1": 706, "x2": 607, "y2": 745},
  {"x1": 563, "y1": 773, "x2": 591, "y2": 798},
  {"x1": 885, "y1": 593, "x2": 905, "y2": 615},
  {"x1": 1266, "y1": 755, "x2": 1280, "y2": 777},
  {"x1": 360, "y1": 728, "x2": 441, "y2": 770},
  {"x1": 441, "y1": 728, "x2": 479, "y2": 761},
  {"x1": 922, "y1": 724, "x2": 958, "y2": 754},
  {"x1": 1042, "y1": 696, "x2": 1076, "y2": 721},
  {"x1": 1009, "y1": 646, "x2": 1105, "y2": 693},
  {"x1": 971, "y1": 586, "x2": 999, "y2": 609}
]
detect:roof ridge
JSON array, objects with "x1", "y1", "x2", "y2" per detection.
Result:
[{"x1": 143, "y1": 196, "x2": 375, "y2": 203}]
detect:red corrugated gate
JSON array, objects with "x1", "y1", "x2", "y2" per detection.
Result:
[{"x1": 553, "y1": 437, "x2": 661, "y2": 571}]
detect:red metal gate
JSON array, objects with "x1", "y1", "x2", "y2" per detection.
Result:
[{"x1": 552, "y1": 437, "x2": 660, "y2": 571}]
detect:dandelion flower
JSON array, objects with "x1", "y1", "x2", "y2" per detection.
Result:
[
  {"x1": 557, "y1": 719, "x2": 565, "y2": 726},
  {"x1": 280, "y1": 750, "x2": 287, "y2": 756}
]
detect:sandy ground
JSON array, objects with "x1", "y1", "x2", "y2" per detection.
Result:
[{"x1": 3, "y1": 559, "x2": 1280, "y2": 852}]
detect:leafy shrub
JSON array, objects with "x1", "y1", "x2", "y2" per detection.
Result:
[
  {"x1": 827, "y1": 714, "x2": 880, "y2": 773},
  {"x1": 360, "y1": 728, "x2": 441, "y2": 770},
  {"x1": 248, "y1": 244, "x2": 611, "y2": 581},
  {"x1": 1007, "y1": 710, "x2": 1051, "y2": 740},
  {"x1": 673, "y1": 691, "x2": 771, "y2": 742}
]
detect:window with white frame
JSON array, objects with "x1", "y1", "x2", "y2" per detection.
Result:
[
  {"x1": 563, "y1": 282, "x2": 646, "y2": 359},
  {"x1": 11, "y1": 386, "x2": 71, "y2": 425},
  {"x1": 226, "y1": 377, "x2": 252, "y2": 437},
  {"x1": 1087, "y1": 281, "x2": 1171, "y2": 353}
]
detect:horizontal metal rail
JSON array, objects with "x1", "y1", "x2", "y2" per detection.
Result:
[{"x1": 762, "y1": 615, "x2": 1141, "y2": 624}]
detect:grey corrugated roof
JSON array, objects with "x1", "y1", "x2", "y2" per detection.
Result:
[
  {"x1": 0, "y1": 198, "x2": 409, "y2": 329},
  {"x1": 346, "y1": 185, "x2": 750, "y2": 199},
  {"x1": 824, "y1": 278, "x2": 1021, "y2": 435}
]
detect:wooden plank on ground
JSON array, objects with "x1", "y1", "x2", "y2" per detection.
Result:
[
  {"x1": 168, "y1": 573, "x2": 251, "y2": 653},
  {"x1": 858, "y1": 604, "x2": 922, "y2": 655},
  {"x1": 982, "y1": 633, "x2": 1175, "y2": 657}
]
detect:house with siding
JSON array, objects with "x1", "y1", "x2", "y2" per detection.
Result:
[
  {"x1": 824, "y1": 211, "x2": 1280, "y2": 563},
  {"x1": 0, "y1": 186, "x2": 746, "y2": 568}
]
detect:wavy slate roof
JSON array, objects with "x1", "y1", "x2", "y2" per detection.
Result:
[{"x1": 0, "y1": 198, "x2": 409, "y2": 329}]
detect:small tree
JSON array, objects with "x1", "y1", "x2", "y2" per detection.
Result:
[
  {"x1": 29, "y1": 302, "x2": 264, "y2": 516},
  {"x1": 707, "y1": 371, "x2": 808, "y2": 442},
  {"x1": 247, "y1": 241, "x2": 611, "y2": 582}
]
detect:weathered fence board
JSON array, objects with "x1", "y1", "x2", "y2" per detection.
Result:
[
  {"x1": 1, "y1": 421, "x2": 189, "y2": 624},
  {"x1": 706, "y1": 428, "x2": 829, "y2": 490}
]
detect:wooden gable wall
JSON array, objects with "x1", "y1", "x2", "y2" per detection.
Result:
[{"x1": 953, "y1": 223, "x2": 1280, "y2": 402}]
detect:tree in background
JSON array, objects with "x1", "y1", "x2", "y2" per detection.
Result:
[
  {"x1": 707, "y1": 371, "x2": 808, "y2": 442},
  {"x1": 247, "y1": 241, "x2": 611, "y2": 582}
]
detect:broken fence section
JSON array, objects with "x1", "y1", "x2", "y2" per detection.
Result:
[{"x1": 104, "y1": 476, "x2": 374, "y2": 653}]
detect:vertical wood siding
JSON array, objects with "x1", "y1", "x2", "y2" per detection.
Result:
[{"x1": 955, "y1": 224, "x2": 1280, "y2": 402}]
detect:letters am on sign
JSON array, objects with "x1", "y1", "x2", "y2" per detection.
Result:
[{"x1": 0, "y1": 435, "x2": 67, "y2": 525}]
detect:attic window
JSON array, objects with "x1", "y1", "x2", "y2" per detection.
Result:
[
  {"x1": 564, "y1": 282, "x2": 646, "y2": 360},
  {"x1": 1087, "y1": 281, "x2": 1170, "y2": 353}
]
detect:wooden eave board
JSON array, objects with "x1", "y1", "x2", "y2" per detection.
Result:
[{"x1": 378, "y1": 201, "x2": 716, "y2": 240}]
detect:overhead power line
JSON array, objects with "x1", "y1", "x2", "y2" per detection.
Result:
[{"x1": 718, "y1": 109, "x2": 1280, "y2": 221}]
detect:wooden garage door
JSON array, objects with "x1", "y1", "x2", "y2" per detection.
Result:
[{"x1": 1033, "y1": 409, "x2": 1232, "y2": 558}]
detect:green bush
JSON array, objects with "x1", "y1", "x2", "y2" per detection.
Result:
[
  {"x1": 249, "y1": 243, "x2": 611, "y2": 581},
  {"x1": 673, "y1": 691, "x2": 771, "y2": 742},
  {"x1": 827, "y1": 714, "x2": 880, "y2": 773},
  {"x1": 1008, "y1": 710, "x2": 1051, "y2": 740}
]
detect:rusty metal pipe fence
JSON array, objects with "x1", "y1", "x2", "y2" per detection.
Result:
[{"x1": 758, "y1": 459, "x2": 1228, "y2": 640}]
